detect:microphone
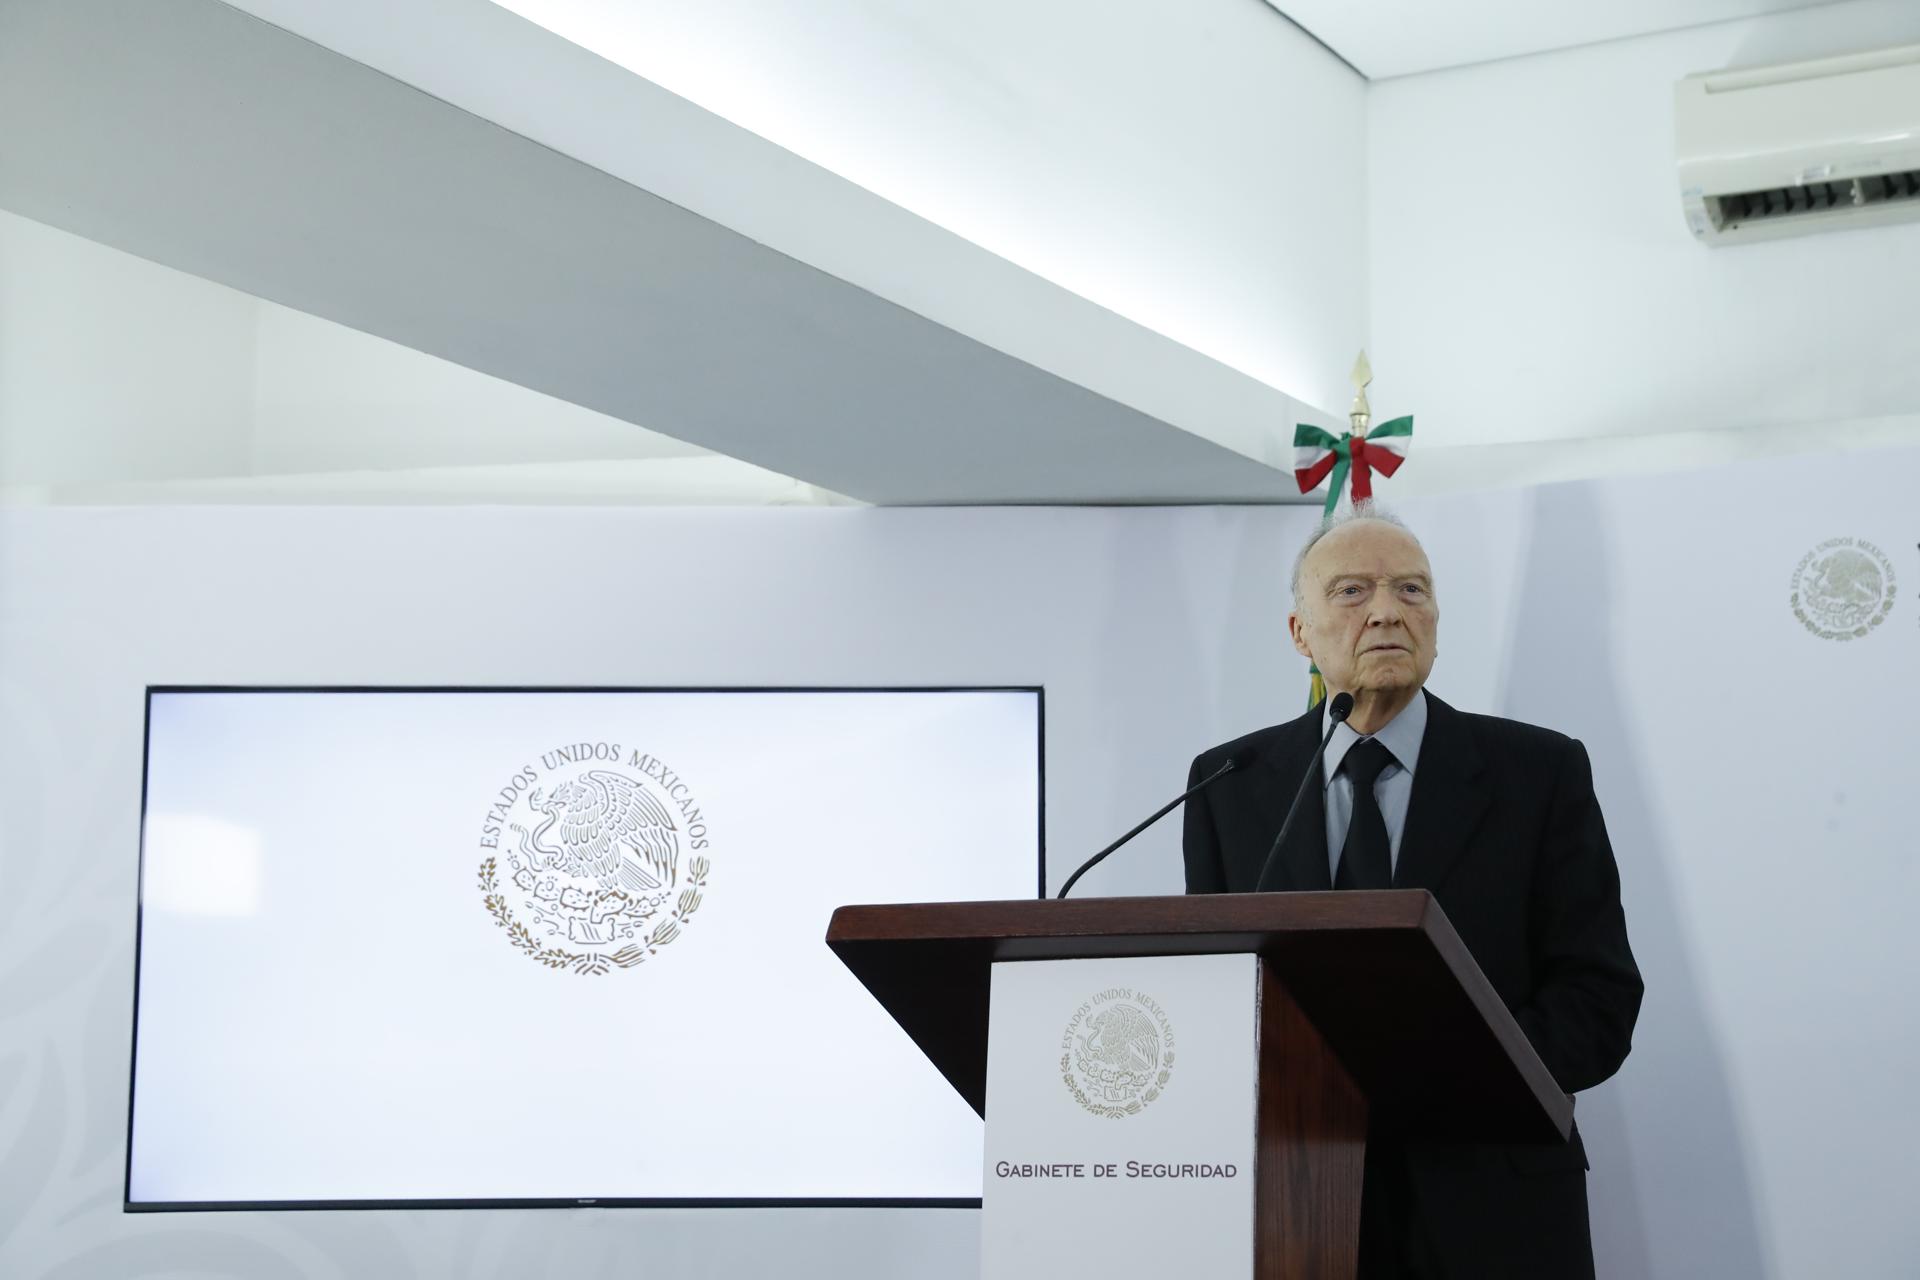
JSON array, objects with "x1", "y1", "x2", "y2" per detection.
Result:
[
  {"x1": 1056, "y1": 753, "x2": 1247, "y2": 899},
  {"x1": 1252, "y1": 691, "x2": 1354, "y2": 892}
]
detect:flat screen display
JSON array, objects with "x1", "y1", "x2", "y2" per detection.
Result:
[{"x1": 127, "y1": 687, "x2": 1042, "y2": 1208}]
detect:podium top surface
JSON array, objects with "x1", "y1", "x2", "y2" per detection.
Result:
[{"x1": 826, "y1": 890, "x2": 1572, "y2": 1142}]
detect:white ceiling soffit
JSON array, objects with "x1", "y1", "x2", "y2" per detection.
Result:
[
  {"x1": 1276, "y1": 0, "x2": 1851, "y2": 80},
  {"x1": 0, "y1": 0, "x2": 1326, "y2": 506}
]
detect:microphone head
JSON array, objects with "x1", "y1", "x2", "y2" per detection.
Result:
[{"x1": 1328, "y1": 691, "x2": 1355, "y2": 722}]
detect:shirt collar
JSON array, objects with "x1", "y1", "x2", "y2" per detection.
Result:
[{"x1": 1323, "y1": 688, "x2": 1428, "y2": 787}]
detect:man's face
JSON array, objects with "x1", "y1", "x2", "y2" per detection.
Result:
[{"x1": 1289, "y1": 521, "x2": 1439, "y2": 697}]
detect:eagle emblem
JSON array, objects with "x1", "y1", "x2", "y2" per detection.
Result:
[
  {"x1": 1790, "y1": 537, "x2": 1896, "y2": 641},
  {"x1": 1078, "y1": 1004, "x2": 1161, "y2": 1078},
  {"x1": 1060, "y1": 990, "x2": 1175, "y2": 1117},
  {"x1": 477, "y1": 752, "x2": 712, "y2": 976}
]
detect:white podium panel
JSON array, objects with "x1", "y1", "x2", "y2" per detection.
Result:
[{"x1": 981, "y1": 953, "x2": 1259, "y2": 1279}]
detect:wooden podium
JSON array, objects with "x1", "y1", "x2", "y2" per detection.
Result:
[{"x1": 827, "y1": 890, "x2": 1571, "y2": 1279}]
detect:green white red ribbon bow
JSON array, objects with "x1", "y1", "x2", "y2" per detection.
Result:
[{"x1": 1292, "y1": 416, "x2": 1414, "y2": 515}]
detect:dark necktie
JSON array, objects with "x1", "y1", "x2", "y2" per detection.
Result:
[{"x1": 1334, "y1": 738, "x2": 1396, "y2": 891}]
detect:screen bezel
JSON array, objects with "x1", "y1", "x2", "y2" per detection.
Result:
[{"x1": 125, "y1": 684, "x2": 1046, "y2": 1213}]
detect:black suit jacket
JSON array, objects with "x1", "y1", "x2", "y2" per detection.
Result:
[{"x1": 1183, "y1": 692, "x2": 1642, "y2": 1278}]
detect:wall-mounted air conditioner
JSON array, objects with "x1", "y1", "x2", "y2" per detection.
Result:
[{"x1": 1676, "y1": 43, "x2": 1920, "y2": 246}]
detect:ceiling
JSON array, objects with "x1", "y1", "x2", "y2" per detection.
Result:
[
  {"x1": 1, "y1": 0, "x2": 1324, "y2": 506},
  {"x1": 4, "y1": 0, "x2": 1911, "y2": 509},
  {"x1": 1275, "y1": 0, "x2": 1851, "y2": 79}
]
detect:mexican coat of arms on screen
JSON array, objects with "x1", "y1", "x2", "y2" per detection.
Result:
[{"x1": 476, "y1": 741, "x2": 712, "y2": 977}]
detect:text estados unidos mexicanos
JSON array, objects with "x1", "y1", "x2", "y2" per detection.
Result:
[
  {"x1": 477, "y1": 744, "x2": 709, "y2": 851},
  {"x1": 993, "y1": 1161, "x2": 1237, "y2": 1180}
]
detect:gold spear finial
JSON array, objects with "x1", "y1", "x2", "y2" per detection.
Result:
[{"x1": 1349, "y1": 350, "x2": 1373, "y2": 437}]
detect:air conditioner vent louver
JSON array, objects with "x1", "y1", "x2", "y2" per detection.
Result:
[
  {"x1": 1676, "y1": 43, "x2": 1920, "y2": 245},
  {"x1": 1710, "y1": 168, "x2": 1920, "y2": 230}
]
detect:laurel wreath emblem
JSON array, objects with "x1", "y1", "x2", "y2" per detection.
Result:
[
  {"x1": 1790, "y1": 539, "x2": 1897, "y2": 641},
  {"x1": 1059, "y1": 993, "x2": 1175, "y2": 1119},
  {"x1": 478, "y1": 854, "x2": 709, "y2": 978},
  {"x1": 1060, "y1": 1049, "x2": 1175, "y2": 1120}
]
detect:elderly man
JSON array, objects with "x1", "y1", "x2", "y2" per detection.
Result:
[{"x1": 1182, "y1": 508, "x2": 1642, "y2": 1280}]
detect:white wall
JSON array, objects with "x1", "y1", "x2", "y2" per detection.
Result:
[
  {"x1": 1493, "y1": 462, "x2": 1918, "y2": 1280},
  {"x1": 1368, "y1": 0, "x2": 1920, "y2": 450},
  {"x1": 0, "y1": 212, "x2": 256, "y2": 490},
  {"x1": 0, "y1": 211, "x2": 808, "y2": 502},
  {"x1": 3, "y1": 446, "x2": 1918, "y2": 1276}
]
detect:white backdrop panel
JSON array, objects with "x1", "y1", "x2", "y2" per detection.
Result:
[
  {"x1": 2, "y1": 448, "x2": 1917, "y2": 1276},
  {"x1": 0, "y1": 504, "x2": 1318, "y2": 1279}
]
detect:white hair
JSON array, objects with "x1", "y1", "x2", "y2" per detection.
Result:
[{"x1": 1289, "y1": 503, "x2": 1423, "y2": 614}]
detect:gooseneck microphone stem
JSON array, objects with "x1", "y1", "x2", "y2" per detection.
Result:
[
  {"x1": 1252, "y1": 691, "x2": 1355, "y2": 892},
  {"x1": 1056, "y1": 757, "x2": 1240, "y2": 899}
]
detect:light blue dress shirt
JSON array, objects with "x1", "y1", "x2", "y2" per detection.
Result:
[{"x1": 1323, "y1": 689, "x2": 1428, "y2": 883}]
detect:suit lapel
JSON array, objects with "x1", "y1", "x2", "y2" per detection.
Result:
[
  {"x1": 1394, "y1": 692, "x2": 1490, "y2": 892},
  {"x1": 1252, "y1": 706, "x2": 1332, "y2": 892}
]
